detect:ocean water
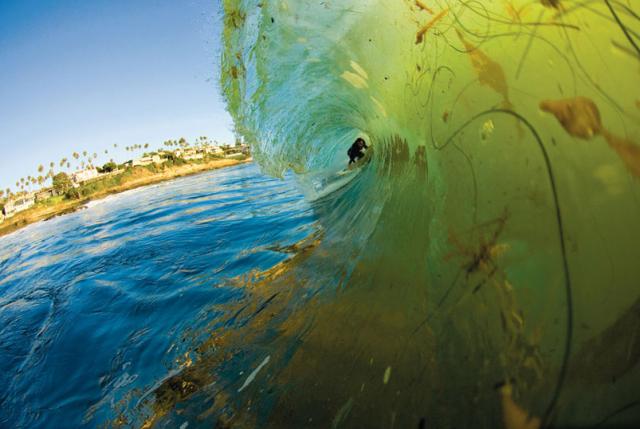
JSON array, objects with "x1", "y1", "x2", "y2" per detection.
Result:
[
  {"x1": 3, "y1": 1, "x2": 640, "y2": 427},
  {"x1": 0, "y1": 164, "x2": 318, "y2": 428},
  {"x1": 217, "y1": 0, "x2": 640, "y2": 427}
]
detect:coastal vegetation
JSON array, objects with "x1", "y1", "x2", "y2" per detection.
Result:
[{"x1": 0, "y1": 137, "x2": 250, "y2": 237}]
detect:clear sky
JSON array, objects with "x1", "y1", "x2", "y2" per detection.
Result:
[{"x1": 0, "y1": 0, "x2": 235, "y2": 192}]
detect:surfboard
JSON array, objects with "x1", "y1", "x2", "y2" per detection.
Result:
[
  {"x1": 302, "y1": 147, "x2": 373, "y2": 201},
  {"x1": 344, "y1": 147, "x2": 372, "y2": 172}
]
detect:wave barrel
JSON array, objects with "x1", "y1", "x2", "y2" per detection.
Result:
[{"x1": 215, "y1": 1, "x2": 640, "y2": 427}]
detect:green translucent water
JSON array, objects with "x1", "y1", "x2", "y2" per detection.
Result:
[{"x1": 214, "y1": 0, "x2": 640, "y2": 427}]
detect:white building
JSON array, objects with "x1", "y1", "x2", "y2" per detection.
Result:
[
  {"x1": 35, "y1": 188, "x2": 56, "y2": 202},
  {"x1": 2, "y1": 193, "x2": 35, "y2": 218},
  {"x1": 72, "y1": 168, "x2": 99, "y2": 184},
  {"x1": 183, "y1": 152, "x2": 204, "y2": 161},
  {"x1": 133, "y1": 155, "x2": 165, "y2": 167},
  {"x1": 175, "y1": 148, "x2": 204, "y2": 161},
  {"x1": 203, "y1": 145, "x2": 225, "y2": 156}
]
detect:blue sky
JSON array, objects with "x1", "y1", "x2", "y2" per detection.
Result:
[{"x1": 0, "y1": 0, "x2": 235, "y2": 192}]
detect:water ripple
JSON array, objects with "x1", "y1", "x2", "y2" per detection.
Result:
[{"x1": 0, "y1": 164, "x2": 316, "y2": 428}]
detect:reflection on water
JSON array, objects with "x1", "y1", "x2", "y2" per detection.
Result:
[{"x1": 0, "y1": 164, "x2": 317, "y2": 428}]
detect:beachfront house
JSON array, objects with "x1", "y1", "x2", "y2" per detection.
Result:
[
  {"x1": 35, "y1": 188, "x2": 57, "y2": 202},
  {"x1": 2, "y1": 193, "x2": 36, "y2": 218},
  {"x1": 72, "y1": 168, "x2": 99, "y2": 185},
  {"x1": 132, "y1": 156, "x2": 151, "y2": 167},
  {"x1": 184, "y1": 152, "x2": 204, "y2": 161},
  {"x1": 102, "y1": 168, "x2": 124, "y2": 177},
  {"x1": 176, "y1": 148, "x2": 204, "y2": 161},
  {"x1": 222, "y1": 143, "x2": 250, "y2": 159},
  {"x1": 203, "y1": 145, "x2": 225, "y2": 156},
  {"x1": 132, "y1": 154, "x2": 165, "y2": 167}
]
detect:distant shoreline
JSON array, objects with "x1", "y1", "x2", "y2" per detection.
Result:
[{"x1": 0, "y1": 157, "x2": 252, "y2": 239}]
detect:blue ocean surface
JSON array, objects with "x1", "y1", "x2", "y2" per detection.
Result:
[{"x1": 0, "y1": 163, "x2": 317, "y2": 428}]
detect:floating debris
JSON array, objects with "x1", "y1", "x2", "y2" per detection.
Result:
[
  {"x1": 415, "y1": 0, "x2": 434, "y2": 14},
  {"x1": 383, "y1": 366, "x2": 392, "y2": 384},
  {"x1": 332, "y1": 397, "x2": 354, "y2": 428},
  {"x1": 602, "y1": 131, "x2": 640, "y2": 178},
  {"x1": 350, "y1": 60, "x2": 368, "y2": 80},
  {"x1": 416, "y1": 9, "x2": 449, "y2": 44},
  {"x1": 341, "y1": 71, "x2": 368, "y2": 89},
  {"x1": 539, "y1": 97, "x2": 602, "y2": 139},
  {"x1": 238, "y1": 355, "x2": 271, "y2": 392},
  {"x1": 456, "y1": 28, "x2": 512, "y2": 109},
  {"x1": 371, "y1": 96, "x2": 388, "y2": 117},
  {"x1": 540, "y1": 0, "x2": 561, "y2": 10},
  {"x1": 341, "y1": 60, "x2": 369, "y2": 89},
  {"x1": 540, "y1": 96, "x2": 640, "y2": 177},
  {"x1": 481, "y1": 119, "x2": 495, "y2": 140},
  {"x1": 498, "y1": 383, "x2": 541, "y2": 429}
]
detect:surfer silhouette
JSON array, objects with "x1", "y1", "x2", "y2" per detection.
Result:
[{"x1": 347, "y1": 138, "x2": 368, "y2": 165}]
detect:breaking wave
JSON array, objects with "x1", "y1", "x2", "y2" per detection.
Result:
[{"x1": 109, "y1": 1, "x2": 640, "y2": 427}]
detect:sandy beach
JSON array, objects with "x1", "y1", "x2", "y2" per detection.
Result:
[{"x1": 0, "y1": 157, "x2": 252, "y2": 239}]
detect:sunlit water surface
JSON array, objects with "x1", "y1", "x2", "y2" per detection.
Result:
[{"x1": 0, "y1": 163, "x2": 317, "y2": 428}]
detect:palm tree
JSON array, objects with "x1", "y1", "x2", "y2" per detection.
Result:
[
  {"x1": 93, "y1": 152, "x2": 97, "y2": 159},
  {"x1": 82, "y1": 150, "x2": 88, "y2": 157},
  {"x1": 38, "y1": 165, "x2": 44, "y2": 173},
  {"x1": 73, "y1": 152, "x2": 80, "y2": 160}
]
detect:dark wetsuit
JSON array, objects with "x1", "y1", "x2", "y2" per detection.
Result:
[{"x1": 347, "y1": 141, "x2": 368, "y2": 164}]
